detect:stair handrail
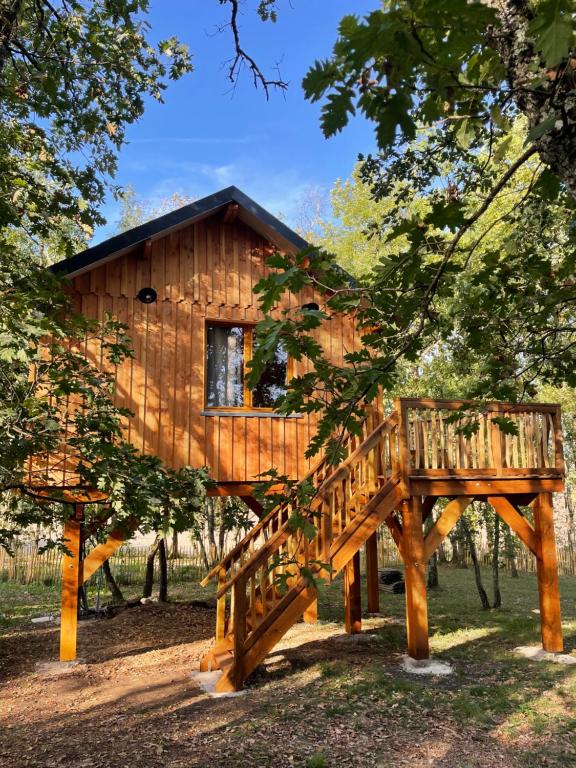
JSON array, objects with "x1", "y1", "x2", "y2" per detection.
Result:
[
  {"x1": 213, "y1": 412, "x2": 400, "y2": 599},
  {"x1": 314, "y1": 412, "x2": 398, "y2": 499},
  {"x1": 201, "y1": 403, "x2": 384, "y2": 587},
  {"x1": 201, "y1": 450, "x2": 326, "y2": 587}
]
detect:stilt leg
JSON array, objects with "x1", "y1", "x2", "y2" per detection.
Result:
[
  {"x1": 402, "y1": 497, "x2": 429, "y2": 659},
  {"x1": 365, "y1": 531, "x2": 380, "y2": 613},
  {"x1": 60, "y1": 508, "x2": 82, "y2": 662},
  {"x1": 344, "y1": 551, "x2": 362, "y2": 634},
  {"x1": 533, "y1": 493, "x2": 563, "y2": 652}
]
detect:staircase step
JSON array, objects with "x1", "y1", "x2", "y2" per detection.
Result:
[
  {"x1": 199, "y1": 636, "x2": 234, "y2": 672},
  {"x1": 214, "y1": 649, "x2": 235, "y2": 672}
]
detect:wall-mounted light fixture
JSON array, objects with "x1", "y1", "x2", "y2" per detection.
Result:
[{"x1": 137, "y1": 287, "x2": 157, "y2": 304}]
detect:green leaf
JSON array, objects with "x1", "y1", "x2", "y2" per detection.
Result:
[
  {"x1": 529, "y1": 0, "x2": 574, "y2": 67},
  {"x1": 527, "y1": 114, "x2": 559, "y2": 142},
  {"x1": 455, "y1": 117, "x2": 475, "y2": 150}
]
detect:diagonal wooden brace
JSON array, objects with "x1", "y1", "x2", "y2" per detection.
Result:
[
  {"x1": 385, "y1": 513, "x2": 404, "y2": 559},
  {"x1": 423, "y1": 496, "x2": 472, "y2": 563},
  {"x1": 487, "y1": 497, "x2": 538, "y2": 557},
  {"x1": 81, "y1": 517, "x2": 138, "y2": 584}
]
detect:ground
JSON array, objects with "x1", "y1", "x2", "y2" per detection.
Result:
[{"x1": 1, "y1": 568, "x2": 576, "y2": 768}]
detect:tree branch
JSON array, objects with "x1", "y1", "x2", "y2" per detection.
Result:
[{"x1": 220, "y1": 0, "x2": 288, "y2": 99}]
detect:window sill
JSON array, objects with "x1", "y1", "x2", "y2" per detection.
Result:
[{"x1": 201, "y1": 410, "x2": 303, "y2": 419}]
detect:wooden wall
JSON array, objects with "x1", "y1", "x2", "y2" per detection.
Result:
[{"x1": 70, "y1": 214, "x2": 357, "y2": 485}]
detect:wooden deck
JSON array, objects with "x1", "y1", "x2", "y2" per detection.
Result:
[{"x1": 200, "y1": 397, "x2": 565, "y2": 692}]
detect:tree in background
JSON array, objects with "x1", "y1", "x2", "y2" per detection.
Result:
[
  {"x1": 116, "y1": 186, "x2": 196, "y2": 234},
  {"x1": 252, "y1": 117, "x2": 575, "y2": 464},
  {"x1": 0, "y1": 0, "x2": 292, "y2": 554}
]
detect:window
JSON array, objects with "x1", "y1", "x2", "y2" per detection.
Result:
[{"x1": 205, "y1": 323, "x2": 289, "y2": 409}]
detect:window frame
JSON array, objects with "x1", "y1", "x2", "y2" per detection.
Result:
[{"x1": 204, "y1": 320, "x2": 292, "y2": 412}]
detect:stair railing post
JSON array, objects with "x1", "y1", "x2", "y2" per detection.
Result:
[
  {"x1": 232, "y1": 572, "x2": 247, "y2": 690},
  {"x1": 216, "y1": 566, "x2": 227, "y2": 641},
  {"x1": 552, "y1": 405, "x2": 564, "y2": 473},
  {"x1": 395, "y1": 398, "x2": 410, "y2": 496},
  {"x1": 490, "y1": 403, "x2": 503, "y2": 470}
]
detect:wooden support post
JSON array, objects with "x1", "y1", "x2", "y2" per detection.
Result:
[
  {"x1": 60, "y1": 506, "x2": 83, "y2": 662},
  {"x1": 533, "y1": 493, "x2": 563, "y2": 653},
  {"x1": 401, "y1": 497, "x2": 429, "y2": 659},
  {"x1": 343, "y1": 551, "x2": 362, "y2": 634},
  {"x1": 365, "y1": 531, "x2": 380, "y2": 613}
]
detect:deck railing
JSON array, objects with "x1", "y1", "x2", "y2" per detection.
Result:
[{"x1": 396, "y1": 398, "x2": 564, "y2": 477}]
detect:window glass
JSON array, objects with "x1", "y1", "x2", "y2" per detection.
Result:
[
  {"x1": 206, "y1": 325, "x2": 245, "y2": 407},
  {"x1": 252, "y1": 334, "x2": 288, "y2": 408}
]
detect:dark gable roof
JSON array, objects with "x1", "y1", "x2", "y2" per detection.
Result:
[{"x1": 51, "y1": 186, "x2": 310, "y2": 279}]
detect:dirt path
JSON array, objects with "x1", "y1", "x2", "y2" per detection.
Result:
[{"x1": 0, "y1": 602, "x2": 556, "y2": 768}]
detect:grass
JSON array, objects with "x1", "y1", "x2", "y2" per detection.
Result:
[
  {"x1": 305, "y1": 565, "x2": 576, "y2": 762},
  {"x1": 2, "y1": 564, "x2": 576, "y2": 766},
  {"x1": 0, "y1": 574, "x2": 213, "y2": 628}
]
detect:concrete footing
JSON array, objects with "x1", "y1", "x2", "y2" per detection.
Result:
[
  {"x1": 401, "y1": 655, "x2": 454, "y2": 676},
  {"x1": 190, "y1": 670, "x2": 247, "y2": 698},
  {"x1": 514, "y1": 645, "x2": 576, "y2": 665}
]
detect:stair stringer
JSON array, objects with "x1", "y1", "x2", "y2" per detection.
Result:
[{"x1": 214, "y1": 477, "x2": 405, "y2": 693}]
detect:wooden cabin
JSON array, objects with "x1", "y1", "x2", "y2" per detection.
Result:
[{"x1": 52, "y1": 186, "x2": 356, "y2": 497}]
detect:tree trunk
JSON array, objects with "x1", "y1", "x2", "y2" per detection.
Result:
[
  {"x1": 565, "y1": 487, "x2": 575, "y2": 574},
  {"x1": 143, "y1": 535, "x2": 160, "y2": 598},
  {"x1": 207, "y1": 499, "x2": 218, "y2": 563},
  {"x1": 437, "y1": 543, "x2": 448, "y2": 564},
  {"x1": 218, "y1": 516, "x2": 227, "y2": 561},
  {"x1": 196, "y1": 534, "x2": 210, "y2": 572},
  {"x1": 504, "y1": 526, "x2": 518, "y2": 578},
  {"x1": 158, "y1": 537, "x2": 168, "y2": 602},
  {"x1": 102, "y1": 559, "x2": 125, "y2": 604},
  {"x1": 170, "y1": 530, "x2": 179, "y2": 560},
  {"x1": 461, "y1": 517, "x2": 490, "y2": 610},
  {"x1": 0, "y1": 0, "x2": 23, "y2": 73},
  {"x1": 78, "y1": 584, "x2": 89, "y2": 615},
  {"x1": 449, "y1": 529, "x2": 468, "y2": 568},
  {"x1": 424, "y1": 512, "x2": 439, "y2": 589},
  {"x1": 492, "y1": 513, "x2": 502, "y2": 609},
  {"x1": 493, "y1": 1, "x2": 576, "y2": 200},
  {"x1": 427, "y1": 551, "x2": 439, "y2": 589}
]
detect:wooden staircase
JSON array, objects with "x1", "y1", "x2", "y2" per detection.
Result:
[
  {"x1": 200, "y1": 408, "x2": 403, "y2": 692},
  {"x1": 200, "y1": 397, "x2": 566, "y2": 692}
]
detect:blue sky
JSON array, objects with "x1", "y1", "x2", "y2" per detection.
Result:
[{"x1": 95, "y1": 0, "x2": 378, "y2": 242}]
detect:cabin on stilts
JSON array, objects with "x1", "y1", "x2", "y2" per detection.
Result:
[{"x1": 33, "y1": 187, "x2": 565, "y2": 688}]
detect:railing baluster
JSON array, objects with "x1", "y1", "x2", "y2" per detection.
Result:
[
  {"x1": 259, "y1": 563, "x2": 268, "y2": 616},
  {"x1": 232, "y1": 575, "x2": 247, "y2": 690},
  {"x1": 250, "y1": 573, "x2": 257, "y2": 629},
  {"x1": 431, "y1": 411, "x2": 438, "y2": 469},
  {"x1": 512, "y1": 413, "x2": 519, "y2": 468}
]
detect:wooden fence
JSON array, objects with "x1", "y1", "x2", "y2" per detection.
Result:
[
  {"x1": 3, "y1": 530, "x2": 576, "y2": 588},
  {"x1": 0, "y1": 542, "x2": 206, "y2": 587}
]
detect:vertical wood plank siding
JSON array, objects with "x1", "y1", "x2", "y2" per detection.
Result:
[{"x1": 71, "y1": 216, "x2": 355, "y2": 483}]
